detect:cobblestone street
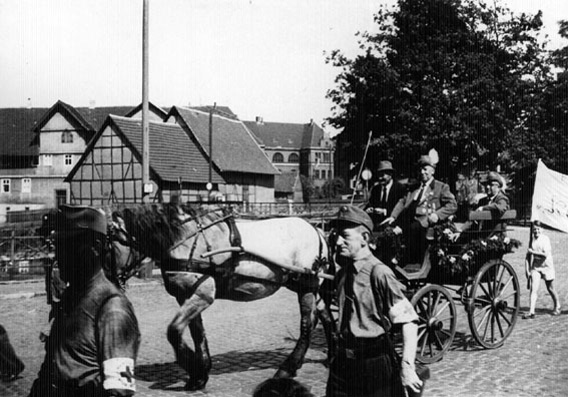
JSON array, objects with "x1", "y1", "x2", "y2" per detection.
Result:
[{"x1": 1, "y1": 226, "x2": 568, "y2": 396}]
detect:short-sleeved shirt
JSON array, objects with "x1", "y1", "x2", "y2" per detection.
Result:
[
  {"x1": 338, "y1": 253, "x2": 418, "y2": 338},
  {"x1": 43, "y1": 271, "x2": 140, "y2": 392},
  {"x1": 530, "y1": 234, "x2": 555, "y2": 280}
]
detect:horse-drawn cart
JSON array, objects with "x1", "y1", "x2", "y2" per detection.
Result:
[{"x1": 379, "y1": 209, "x2": 521, "y2": 364}]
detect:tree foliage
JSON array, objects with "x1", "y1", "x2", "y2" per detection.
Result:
[{"x1": 326, "y1": 0, "x2": 551, "y2": 182}]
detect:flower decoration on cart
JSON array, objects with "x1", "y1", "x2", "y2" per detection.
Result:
[{"x1": 430, "y1": 220, "x2": 522, "y2": 276}]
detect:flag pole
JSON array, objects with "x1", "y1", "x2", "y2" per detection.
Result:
[{"x1": 351, "y1": 131, "x2": 373, "y2": 205}]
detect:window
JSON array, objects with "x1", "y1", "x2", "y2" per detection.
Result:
[
  {"x1": 43, "y1": 154, "x2": 53, "y2": 166},
  {"x1": 1, "y1": 179, "x2": 10, "y2": 193},
  {"x1": 288, "y1": 153, "x2": 299, "y2": 163},
  {"x1": 61, "y1": 130, "x2": 73, "y2": 143},
  {"x1": 315, "y1": 152, "x2": 322, "y2": 161},
  {"x1": 314, "y1": 170, "x2": 320, "y2": 179},
  {"x1": 21, "y1": 178, "x2": 31, "y2": 193},
  {"x1": 323, "y1": 152, "x2": 331, "y2": 162},
  {"x1": 272, "y1": 152, "x2": 284, "y2": 163},
  {"x1": 64, "y1": 154, "x2": 72, "y2": 166},
  {"x1": 321, "y1": 170, "x2": 327, "y2": 179}
]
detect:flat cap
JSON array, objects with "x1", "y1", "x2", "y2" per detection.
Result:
[
  {"x1": 54, "y1": 205, "x2": 107, "y2": 237},
  {"x1": 418, "y1": 155, "x2": 436, "y2": 168},
  {"x1": 330, "y1": 205, "x2": 374, "y2": 233}
]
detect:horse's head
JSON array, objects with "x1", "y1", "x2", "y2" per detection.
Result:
[
  {"x1": 105, "y1": 212, "x2": 148, "y2": 289},
  {"x1": 108, "y1": 204, "x2": 235, "y2": 274}
]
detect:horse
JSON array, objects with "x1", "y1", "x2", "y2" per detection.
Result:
[{"x1": 106, "y1": 203, "x2": 337, "y2": 391}]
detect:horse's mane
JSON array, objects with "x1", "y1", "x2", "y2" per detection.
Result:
[{"x1": 112, "y1": 203, "x2": 228, "y2": 256}]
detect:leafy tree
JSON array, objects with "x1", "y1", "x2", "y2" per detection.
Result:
[
  {"x1": 321, "y1": 177, "x2": 346, "y2": 199},
  {"x1": 326, "y1": 0, "x2": 550, "y2": 182}
]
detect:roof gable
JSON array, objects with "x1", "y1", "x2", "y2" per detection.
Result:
[
  {"x1": 66, "y1": 115, "x2": 224, "y2": 184},
  {"x1": 170, "y1": 107, "x2": 279, "y2": 175}
]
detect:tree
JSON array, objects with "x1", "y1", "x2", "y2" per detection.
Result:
[{"x1": 326, "y1": 0, "x2": 550, "y2": 182}]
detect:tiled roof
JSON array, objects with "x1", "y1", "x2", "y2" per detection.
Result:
[
  {"x1": 190, "y1": 106, "x2": 238, "y2": 120},
  {"x1": 274, "y1": 172, "x2": 298, "y2": 193},
  {"x1": 109, "y1": 116, "x2": 224, "y2": 184},
  {"x1": 0, "y1": 108, "x2": 47, "y2": 156},
  {"x1": 243, "y1": 120, "x2": 325, "y2": 149},
  {"x1": 171, "y1": 107, "x2": 279, "y2": 175}
]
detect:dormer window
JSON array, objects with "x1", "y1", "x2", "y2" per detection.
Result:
[
  {"x1": 272, "y1": 152, "x2": 284, "y2": 163},
  {"x1": 61, "y1": 130, "x2": 73, "y2": 143},
  {"x1": 288, "y1": 153, "x2": 299, "y2": 163}
]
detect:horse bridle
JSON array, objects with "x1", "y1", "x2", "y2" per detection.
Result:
[
  {"x1": 106, "y1": 218, "x2": 145, "y2": 289},
  {"x1": 169, "y1": 207, "x2": 236, "y2": 268}
]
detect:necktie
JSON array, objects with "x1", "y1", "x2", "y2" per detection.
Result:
[
  {"x1": 380, "y1": 186, "x2": 387, "y2": 207},
  {"x1": 340, "y1": 265, "x2": 354, "y2": 336}
]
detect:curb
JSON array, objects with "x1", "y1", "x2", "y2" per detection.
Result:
[{"x1": 0, "y1": 278, "x2": 163, "y2": 300}]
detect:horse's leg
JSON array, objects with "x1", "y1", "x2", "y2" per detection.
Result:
[
  {"x1": 315, "y1": 291, "x2": 337, "y2": 364},
  {"x1": 274, "y1": 290, "x2": 317, "y2": 378},
  {"x1": 164, "y1": 272, "x2": 215, "y2": 390}
]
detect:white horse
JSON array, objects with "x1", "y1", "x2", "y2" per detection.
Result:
[{"x1": 108, "y1": 203, "x2": 336, "y2": 391}]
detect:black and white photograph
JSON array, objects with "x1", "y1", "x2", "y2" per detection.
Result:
[{"x1": 1, "y1": 1, "x2": 568, "y2": 396}]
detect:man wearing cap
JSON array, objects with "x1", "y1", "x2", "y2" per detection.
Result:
[
  {"x1": 326, "y1": 205, "x2": 422, "y2": 397},
  {"x1": 29, "y1": 205, "x2": 140, "y2": 397},
  {"x1": 455, "y1": 171, "x2": 509, "y2": 239},
  {"x1": 365, "y1": 161, "x2": 406, "y2": 229},
  {"x1": 383, "y1": 155, "x2": 457, "y2": 264}
]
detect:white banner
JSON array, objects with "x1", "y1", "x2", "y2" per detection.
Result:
[{"x1": 531, "y1": 159, "x2": 568, "y2": 233}]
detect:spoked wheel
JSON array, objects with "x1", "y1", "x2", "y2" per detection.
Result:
[
  {"x1": 411, "y1": 284, "x2": 457, "y2": 363},
  {"x1": 467, "y1": 259, "x2": 520, "y2": 349}
]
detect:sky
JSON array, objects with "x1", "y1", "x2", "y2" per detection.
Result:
[{"x1": 1, "y1": 0, "x2": 567, "y2": 129}]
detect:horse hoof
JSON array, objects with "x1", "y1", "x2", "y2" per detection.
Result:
[{"x1": 185, "y1": 376, "x2": 208, "y2": 391}]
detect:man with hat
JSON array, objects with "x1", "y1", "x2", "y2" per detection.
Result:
[
  {"x1": 326, "y1": 205, "x2": 422, "y2": 397},
  {"x1": 455, "y1": 171, "x2": 510, "y2": 239},
  {"x1": 365, "y1": 161, "x2": 407, "y2": 229},
  {"x1": 29, "y1": 205, "x2": 140, "y2": 397},
  {"x1": 383, "y1": 155, "x2": 457, "y2": 264}
]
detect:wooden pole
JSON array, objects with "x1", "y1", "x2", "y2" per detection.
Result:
[
  {"x1": 142, "y1": 0, "x2": 150, "y2": 203},
  {"x1": 351, "y1": 131, "x2": 373, "y2": 205}
]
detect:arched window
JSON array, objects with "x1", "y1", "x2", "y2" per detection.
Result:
[
  {"x1": 61, "y1": 130, "x2": 73, "y2": 143},
  {"x1": 272, "y1": 152, "x2": 284, "y2": 163},
  {"x1": 288, "y1": 153, "x2": 299, "y2": 163}
]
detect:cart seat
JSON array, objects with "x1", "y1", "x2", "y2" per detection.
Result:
[
  {"x1": 467, "y1": 209, "x2": 516, "y2": 239},
  {"x1": 395, "y1": 251, "x2": 432, "y2": 281}
]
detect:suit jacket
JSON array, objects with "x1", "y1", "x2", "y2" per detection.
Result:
[
  {"x1": 390, "y1": 179, "x2": 457, "y2": 228},
  {"x1": 365, "y1": 181, "x2": 407, "y2": 227},
  {"x1": 479, "y1": 191, "x2": 509, "y2": 217}
]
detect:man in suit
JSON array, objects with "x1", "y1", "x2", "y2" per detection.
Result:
[
  {"x1": 383, "y1": 155, "x2": 457, "y2": 264},
  {"x1": 365, "y1": 161, "x2": 407, "y2": 230}
]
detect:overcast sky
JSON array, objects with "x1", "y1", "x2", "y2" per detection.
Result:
[{"x1": 1, "y1": 0, "x2": 567, "y2": 128}]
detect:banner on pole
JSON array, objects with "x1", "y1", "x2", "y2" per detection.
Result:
[{"x1": 531, "y1": 159, "x2": 568, "y2": 233}]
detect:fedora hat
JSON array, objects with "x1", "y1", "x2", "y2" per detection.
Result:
[
  {"x1": 487, "y1": 171, "x2": 504, "y2": 187},
  {"x1": 376, "y1": 160, "x2": 394, "y2": 173}
]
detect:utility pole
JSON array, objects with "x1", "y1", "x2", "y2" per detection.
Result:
[
  {"x1": 142, "y1": 0, "x2": 151, "y2": 203},
  {"x1": 206, "y1": 103, "x2": 216, "y2": 193}
]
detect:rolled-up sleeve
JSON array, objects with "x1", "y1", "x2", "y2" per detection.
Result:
[{"x1": 372, "y1": 266, "x2": 418, "y2": 325}]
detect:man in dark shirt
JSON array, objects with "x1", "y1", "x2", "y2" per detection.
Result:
[
  {"x1": 29, "y1": 205, "x2": 140, "y2": 397},
  {"x1": 326, "y1": 205, "x2": 422, "y2": 397}
]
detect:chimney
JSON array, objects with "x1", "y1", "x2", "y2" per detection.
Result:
[
  {"x1": 89, "y1": 100, "x2": 96, "y2": 109},
  {"x1": 255, "y1": 116, "x2": 264, "y2": 125}
]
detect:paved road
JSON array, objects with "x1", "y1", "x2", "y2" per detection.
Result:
[{"x1": 1, "y1": 226, "x2": 568, "y2": 396}]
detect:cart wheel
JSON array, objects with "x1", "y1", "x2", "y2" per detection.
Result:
[
  {"x1": 411, "y1": 284, "x2": 457, "y2": 363},
  {"x1": 467, "y1": 259, "x2": 520, "y2": 349}
]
